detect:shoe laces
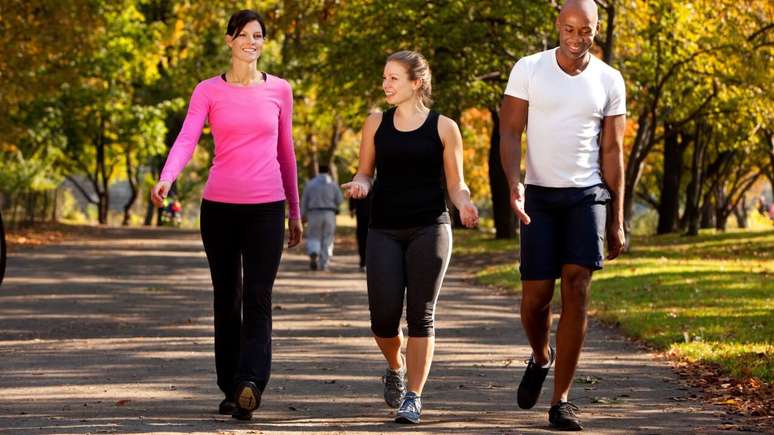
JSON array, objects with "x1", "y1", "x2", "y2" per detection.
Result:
[
  {"x1": 399, "y1": 394, "x2": 420, "y2": 414},
  {"x1": 556, "y1": 401, "x2": 580, "y2": 417},
  {"x1": 383, "y1": 369, "x2": 404, "y2": 389}
]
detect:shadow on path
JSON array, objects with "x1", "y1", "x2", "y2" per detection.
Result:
[{"x1": 0, "y1": 226, "x2": 735, "y2": 434}]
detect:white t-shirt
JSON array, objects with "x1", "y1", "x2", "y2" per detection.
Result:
[{"x1": 504, "y1": 48, "x2": 626, "y2": 188}]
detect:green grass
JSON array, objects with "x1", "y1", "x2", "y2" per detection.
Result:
[{"x1": 453, "y1": 228, "x2": 774, "y2": 382}]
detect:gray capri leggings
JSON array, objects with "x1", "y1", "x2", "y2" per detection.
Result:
[{"x1": 366, "y1": 224, "x2": 452, "y2": 338}]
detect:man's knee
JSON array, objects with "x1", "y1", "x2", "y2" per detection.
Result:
[
  {"x1": 561, "y1": 266, "x2": 591, "y2": 309},
  {"x1": 521, "y1": 281, "x2": 555, "y2": 313}
]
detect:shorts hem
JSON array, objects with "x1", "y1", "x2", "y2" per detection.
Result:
[{"x1": 560, "y1": 259, "x2": 604, "y2": 271}]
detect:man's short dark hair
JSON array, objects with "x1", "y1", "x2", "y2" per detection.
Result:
[{"x1": 318, "y1": 164, "x2": 330, "y2": 174}]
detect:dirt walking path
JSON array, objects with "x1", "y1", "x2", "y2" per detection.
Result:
[{"x1": 0, "y1": 226, "x2": 740, "y2": 434}]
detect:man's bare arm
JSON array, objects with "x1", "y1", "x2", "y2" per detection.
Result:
[
  {"x1": 600, "y1": 114, "x2": 626, "y2": 259},
  {"x1": 499, "y1": 96, "x2": 528, "y2": 191},
  {"x1": 499, "y1": 96, "x2": 531, "y2": 224}
]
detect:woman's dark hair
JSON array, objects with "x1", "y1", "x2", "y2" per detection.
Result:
[{"x1": 226, "y1": 10, "x2": 266, "y2": 38}]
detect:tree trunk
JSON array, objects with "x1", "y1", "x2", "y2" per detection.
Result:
[
  {"x1": 714, "y1": 188, "x2": 729, "y2": 231},
  {"x1": 656, "y1": 125, "x2": 685, "y2": 234},
  {"x1": 122, "y1": 148, "x2": 139, "y2": 226},
  {"x1": 488, "y1": 109, "x2": 517, "y2": 239},
  {"x1": 94, "y1": 115, "x2": 110, "y2": 225},
  {"x1": 0, "y1": 208, "x2": 6, "y2": 286},
  {"x1": 623, "y1": 110, "x2": 652, "y2": 246},
  {"x1": 597, "y1": 1, "x2": 616, "y2": 64},
  {"x1": 144, "y1": 157, "x2": 161, "y2": 226},
  {"x1": 733, "y1": 197, "x2": 749, "y2": 229},
  {"x1": 683, "y1": 125, "x2": 706, "y2": 236},
  {"x1": 51, "y1": 188, "x2": 59, "y2": 222},
  {"x1": 144, "y1": 198, "x2": 155, "y2": 226},
  {"x1": 323, "y1": 120, "x2": 342, "y2": 182},
  {"x1": 700, "y1": 191, "x2": 714, "y2": 229}
]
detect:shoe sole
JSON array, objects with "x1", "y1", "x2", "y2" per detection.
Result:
[
  {"x1": 395, "y1": 415, "x2": 420, "y2": 424},
  {"x1": 549, "y1": 422, "x2": 583, "y2": 431},
  {"x1": 218, "y1": 403, "x2": 235, "y2": 415},
  {"x1": 232, "y1": 410, "x2": 253, "y2": 421},
  {"x1": 238, "y1": 388, "x2": 257, "y2": 410}
]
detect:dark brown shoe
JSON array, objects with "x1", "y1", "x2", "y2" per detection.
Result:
[{"x1": 218, "y1": 398, "x2": 236, "y2": 415}]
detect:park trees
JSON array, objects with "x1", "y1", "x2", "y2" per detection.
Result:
[
  {"x1": 1, "y1": 0, "x2": 770, "y2": 236},
  {"x1": 611, "y1": 0, "x2": 773, "y2": 237}
]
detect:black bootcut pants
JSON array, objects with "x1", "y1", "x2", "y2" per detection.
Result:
[{"x1": 200, "y1": 199, "x2": 285, "y2": 397}]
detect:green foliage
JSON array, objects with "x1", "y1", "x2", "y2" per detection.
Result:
[
  {"x1": 458, "y1": 228, "x2": 774, "y2": 382},
  {"x1": 2, "y1": 0, "x2": 771, "y2": 227}
]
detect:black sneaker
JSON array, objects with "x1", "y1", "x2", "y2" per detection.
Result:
[
  {"x1": 382, "y1": 355, "x2": 406, "y2": 408},
  {"x1": 310, "y1": 253, "x2": 318, "y2": 270},
  {"x1": 218, "y1": 398, "x2": 236, "y2": 415},
  {"x1": 232, "y1": 381, "x2": 261, "y2": 421},
  {"x1": 517, "y1": 345, "x2": 555, "y2": 409},
  {"x1": 548, "y1": 401, "x2": 582, "y2": 431}
]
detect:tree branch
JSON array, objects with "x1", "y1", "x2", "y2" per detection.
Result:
[{"x1": 65, "y1": 175, "x2": 98, "y2": 205}]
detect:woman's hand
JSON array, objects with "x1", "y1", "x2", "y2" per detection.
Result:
[
  {"x1": 341, "y1": 178, "x2": 370, "y2": 199},
  {"x1": 151, "y1": 181, "x2": 172, "y2": 207},
  {"x1": 459, "y1": 201, "x2": 479, "y2": 228},
  {"x1": 287, "y1": 218, "x2": 302, "y2": 248}
]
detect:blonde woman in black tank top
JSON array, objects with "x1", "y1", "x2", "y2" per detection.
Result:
[{"x1": 342, "y1": 51, "x2": 479, "y2": 425}]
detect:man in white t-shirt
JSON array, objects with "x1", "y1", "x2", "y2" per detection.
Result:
[{"x1": 499, "y1": 0, "x2": 626, "y2": 430}]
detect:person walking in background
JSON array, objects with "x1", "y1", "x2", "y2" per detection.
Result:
[
  {"x1": 301, "y1": 164, "x2": 343, "y2": 271},
  {"x1": 150, "y1": 9, "x2": 301, "y2": 421},
  {"x1": 499, "y1": 0, "x2": 627, "y2": 430},
  {"x1": 349, "y1": 191, "x2": 372, "y2": 272},
  {"x1": 342, "y1": 50, "x2": 479, "y2": 425}
]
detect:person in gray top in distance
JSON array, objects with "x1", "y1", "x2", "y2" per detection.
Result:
[{"x1": 301, "y1": 164, "x2": 343, "y2": 271}]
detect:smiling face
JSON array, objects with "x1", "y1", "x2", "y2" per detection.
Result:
[
  {"x1": 556, "y1": 2, "x2": 598, "y2": 61},
  {"x1": 226, "y1": 20, "x2": 264, "y2": 63},
  {"x1": 382, "y1": 61, "x2": 420, "y2": 106}
]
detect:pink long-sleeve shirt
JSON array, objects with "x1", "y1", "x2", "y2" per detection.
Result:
[{"x1": 160, "y1": 74, "x2": 300, "y2": 219}]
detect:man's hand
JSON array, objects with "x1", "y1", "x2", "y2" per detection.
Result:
[
  {"x1": 510, "y1": 182, "x2": 531, "y2": 225},
  {"x1": 607, "y1": 223, "x2": 625, "y2": 260},
  {"x1": 287, "y1": 218, "x2": 302, "y2": 248}
]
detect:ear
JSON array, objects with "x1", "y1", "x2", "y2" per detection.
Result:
[
  {"x1": 413, "y1": 79, "x2": 422, "y2": 92},
  {"x1": 225, "y1": 34, "x2": 234, "y2": 48}
]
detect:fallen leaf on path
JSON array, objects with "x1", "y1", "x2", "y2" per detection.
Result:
[
  {"x1": 575, "y1": 375, "x2": 600, "y2": 385},
  {"x1": 115, "y1": 399, "x2": 130, "y2": 406}
]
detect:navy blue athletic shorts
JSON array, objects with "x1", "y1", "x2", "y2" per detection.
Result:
[{"x1": 519, "y1": 183, "x2": 611, "y2": 281}]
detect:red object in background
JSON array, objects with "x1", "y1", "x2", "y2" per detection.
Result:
[{"x1": 170, "y1": 201, "x2": 182, "y2": 213}]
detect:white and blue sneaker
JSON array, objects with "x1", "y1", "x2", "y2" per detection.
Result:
[{"x1": 395, "y1": 391, "x2": 422, "y2": 424}]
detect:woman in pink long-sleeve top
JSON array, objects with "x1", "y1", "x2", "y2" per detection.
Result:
[{"x1": 151, "y1": 9, "x2": 301, "y2": 421}]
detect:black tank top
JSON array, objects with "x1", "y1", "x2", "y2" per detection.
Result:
[{"x1": 370, "y1": 107, "x2": 450, "y2": 229}]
